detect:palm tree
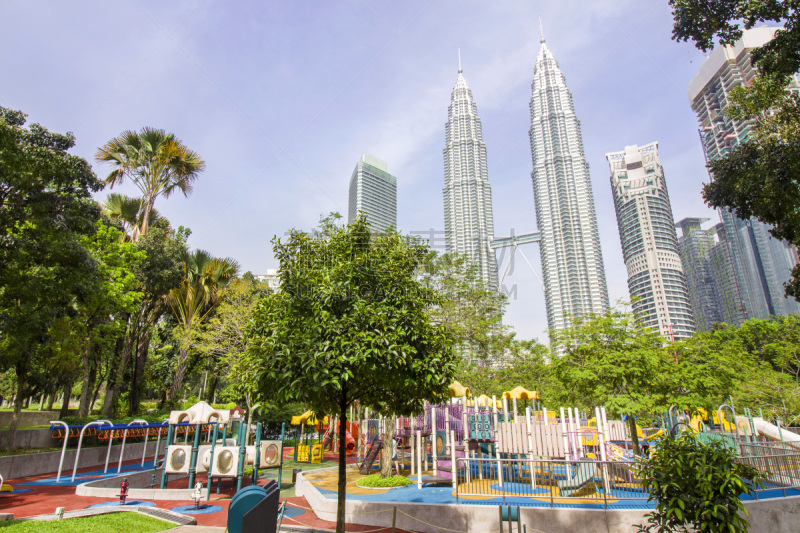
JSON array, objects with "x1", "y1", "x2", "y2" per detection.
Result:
[
  {"x1": 96, "y1": 128, "x2": 205, "y2": 240},
  {"x1": 102, "y1": 193, "x2": 168, "y2": 242},
  {"x1": 167, "y1": 250, "x2": 239, "y2": 404}
]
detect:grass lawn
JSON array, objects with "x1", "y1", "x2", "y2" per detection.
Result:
[{"x1": 0, "y1": 512, "x2": 174, "y2": 532}]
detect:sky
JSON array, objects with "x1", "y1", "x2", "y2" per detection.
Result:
[{"x1": 1, "y1": 0, "x2": 726, "y2": 342}]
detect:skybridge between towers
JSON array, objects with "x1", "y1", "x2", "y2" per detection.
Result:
[{"x1": 489, "y1": 231, "x2": 544, "y2": 289}]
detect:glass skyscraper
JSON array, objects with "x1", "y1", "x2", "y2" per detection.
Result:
[
  {"x1": 348, "y1": 153, "x2": 397, "y2": 233},
  {"x1": 529, "y1": 36, "x2": 609, "y2": 333},
  {"x1": 689, "y1": 26, "x2": 800, "y2": 319},
  {"x1": 442, "y1": 56, "x2": 498, "y2": 291},
  {"x1": 608, "y1": 143, "x2": 695, "y2": 340},
  {"x1": 676, "y1": 217, "x2": 747, "y2": 330}
]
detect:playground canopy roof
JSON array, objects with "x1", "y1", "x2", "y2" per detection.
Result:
[
  {"x1": 291, "y1": 411, "x2": 329, "y2": 426},
  {"x1": 502, "y1": 386, "x2": 539, "y2": 400},
  {"x1": 448, "y1": 381, "x2": 471, "y2": 398}
]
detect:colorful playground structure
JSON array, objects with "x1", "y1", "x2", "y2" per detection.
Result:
[{"x1": 334, "y1": 383, "x2": 800, "y2": 510}]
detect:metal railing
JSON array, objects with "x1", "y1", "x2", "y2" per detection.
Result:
[
  {"x1": 453, "y1": 456, "x2": 649, "y2": 508},
  {"x1": 740, "y1": 441, "x2": 800, "y2": 456},
  {"x1": 737, "y1": 453, "x2": 800, "y2": 497},
  {"x1": 449, "y1": 452, "x2": 800, "y2": 508}
]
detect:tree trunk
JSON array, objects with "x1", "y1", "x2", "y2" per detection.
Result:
[
  {"x1": 380, "y1": 416, "x2": 396, "y2": 478},
  {"x1": 105, "y1": 318, "x2": 138, "y2": 418},
  {"x1": 47, "y1": 393, "x2": 56, "y2": 411},
  {"x1": 129, "y1": 332, "x2": 151, "y2": 415},
  {"x1": 59, "y1": 382, "x2": 72, "y2": 418},
  {"x1": 90, "y1": 365, "x2": 103, "y2": 413},
  {"x1": 168, "y1": 344, "x2": 190, "y2": 407},
  {"x1": 137, "y1": 196, "x2": 157, "y2": 241},
  {"x1": 628, "y1": 415, "x2": 641, "y2": 456},
  {"x1": 7, "y1": 362, "x2": 27, "y2": 450},
  {"x1": 336, "y1": 393, "x2": 348, "y2": 533},
  {"x1": 78, "y1": 347, "x2": 93, "y2": 417}
]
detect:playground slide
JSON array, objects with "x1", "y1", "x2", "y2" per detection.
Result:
[
  {"x1": 322, "y1": 421, "x2": 360, "y2": 453},
  {"x1": 751, "y1": 418, "x2": 800, "y2": 451},
  {"x1": 556, "y1": 461, "x2": 596, "y2": 497}
]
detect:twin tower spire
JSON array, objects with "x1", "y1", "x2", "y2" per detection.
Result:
[{"x1": 443, "y1": 32, "x2": 609, "y2": 335}]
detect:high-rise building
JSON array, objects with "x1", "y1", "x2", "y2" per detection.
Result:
[
  {"x1": 443, "y1": 54, "x2": 498, "y2": 290},
  {"x1": 530, "y1": 35, "x2": 609, "y2": 333},
  {"x1": 348, "y1": 153, "x2": 397, "y2": 233},
  {"x1": 689, "y1": 26, "x2": 800, "y2": 319},
  {"x1": 708, "y1": 223, "x2": 750, "y2": 326},
  {"x1": 607, "y1": 143, "x2": 695, "y2": 340},
  {"x1": 676, "y1": 217, "x2": 747, "y2": 331}
]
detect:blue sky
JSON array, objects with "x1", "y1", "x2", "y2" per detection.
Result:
[{"x1": 1, "y1": 1, "x2": 722, "y2": 342}]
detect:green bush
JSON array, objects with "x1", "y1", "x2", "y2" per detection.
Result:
[
  {"x1": 357, "y1": 474, "x2": 411, "y2": 488},
  {"x1": 636, "y1": 434, "x2": 765, "y2": 532}
]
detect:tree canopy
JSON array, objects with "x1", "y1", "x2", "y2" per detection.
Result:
[
  {"x1": 238, "y1": 215, "x2": 457, "y2": 533},
  {"x1": 0, "y1": 107, "x2": 103, "y2": 445},
  {"x1": 96, "y1": 127, "x2": 205, "y2": 240}
]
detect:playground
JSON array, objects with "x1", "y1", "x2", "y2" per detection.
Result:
[{"x1": 1, "y1": 391, "x2": 800, "y2": 532}]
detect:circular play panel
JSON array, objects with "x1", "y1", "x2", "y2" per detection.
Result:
[
  {"x1": 88, "y1": 500, "x2": 156, "y2": 508},
  {"x1": 170, "y1": 504, "x2": 224, "y2": 515}
]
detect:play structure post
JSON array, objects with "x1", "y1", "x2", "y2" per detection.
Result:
[
  {"x1": 188, "y1": 420, "x2": 203, "y2": 486},
  {"x1": 461, "y1": 403, "x2": 470, "y2": 484},
  {"x1": 422, "y1": 402, "x2": 429, "y2": 472},
  {"x1": 492, "y1": 396, "x2": 503, "y2": 489},
  {"x1": 253, "y1": 421, "x2": 262, "y2": 485},
  {"x1": 277, "y1": 422, "x2": 285, "y2": 489},
  {"x1": 559, "y1": 408, "x2": 569, "y2": 459},
  {"x1": 410, "y1": 415, "x2": 416, "y2": 477},
  {"x1": 595, "y1": 407, "x2": 610, "y2": 494},
  {"x1": 573, "y1": 409, "x2": 583, "y2": 458},
  {"x1": 236, "y1": 420, "x2": 246, "y2": 492},
  {"x1": 524, "y1": 407, "x2": 535, "y2": 489},
  {"x1": 295, "y1": 423, "x2": 302, "y2": 462},
  {"x1": 207, "y1": 422, "x2": 219, "y2": 492},
  {"x1": 51, "y1": 420, "x2": 69, "y2": 483},
  {"x1": 72, "y1": 420, "x2": 112, "y2": 482},
  {"x1": 444, "y1": 404, "x2": 451, "y2": 457},
  {"x1": 160, "y1": 424, "x2": 176, "y2": 489},
  {"x1": 416, "y1": 429, "x2": 422, "y2": 489},
  {"x1": 450, "y1": 429, "x2": 457, "y2": 491},
  {"x1": 431, "y1": 406, "x2": 438, "y2": 477},
  {"x1": 543, "y1": 407, "x2": 548, "y2": 425}
]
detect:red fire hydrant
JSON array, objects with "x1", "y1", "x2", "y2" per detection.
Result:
[{"x1": 119, "y1": 478, "x2": 129, "y2": 505}]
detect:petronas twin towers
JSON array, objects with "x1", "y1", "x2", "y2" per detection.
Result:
[{"x1": 443, "y1": 36, "x2": 609, "y2": 335}]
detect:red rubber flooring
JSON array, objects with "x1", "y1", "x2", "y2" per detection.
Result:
[{"x1": 0, "y1": 455, "x2": 418, "y2": 532}]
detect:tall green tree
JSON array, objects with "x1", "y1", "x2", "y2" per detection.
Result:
[
  {"x1": 167, "y1": 249, "x2": 239, "y2": 404},
  {"x1": 237, "y1": 216, "x2": 457, "y2": 533},
  {"x1": 457, "y1": 337, "x2": 555, "y2": 400},
  {"x1": 670, "y1": 0, "x2": 800, "y2": 297},
  {"x1": 96, "y1": 128, "x2": 205, "y2": 240},
  {"x1": 102, "y1": 225, "x2": 188, "y2": 416},
  {"x1": 0, "y1": 107, "x2": 102, "y2": 447},
  {"x1": 102, "y1": 193, "x2": 167, "y2": 242},
  {"x1": 71, "y1": 222, "x2": 145, "y2": 416},
  {"x1": 551, "y1": 305, "x2": 671, "y2": 454},
  {"x1": 420, "y1": 253, "x2": 509, "y2": 362},
  {"x1": 191, "y1": 275, "x2": 269, "y2": 402}
]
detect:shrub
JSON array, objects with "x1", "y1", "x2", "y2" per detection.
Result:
[
  {"x1": 636, "y1": 434, "x2": 765, "y2": 532},
  {"x1": 357, "y1": 474, "x2": 411, "y2": 488}
]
